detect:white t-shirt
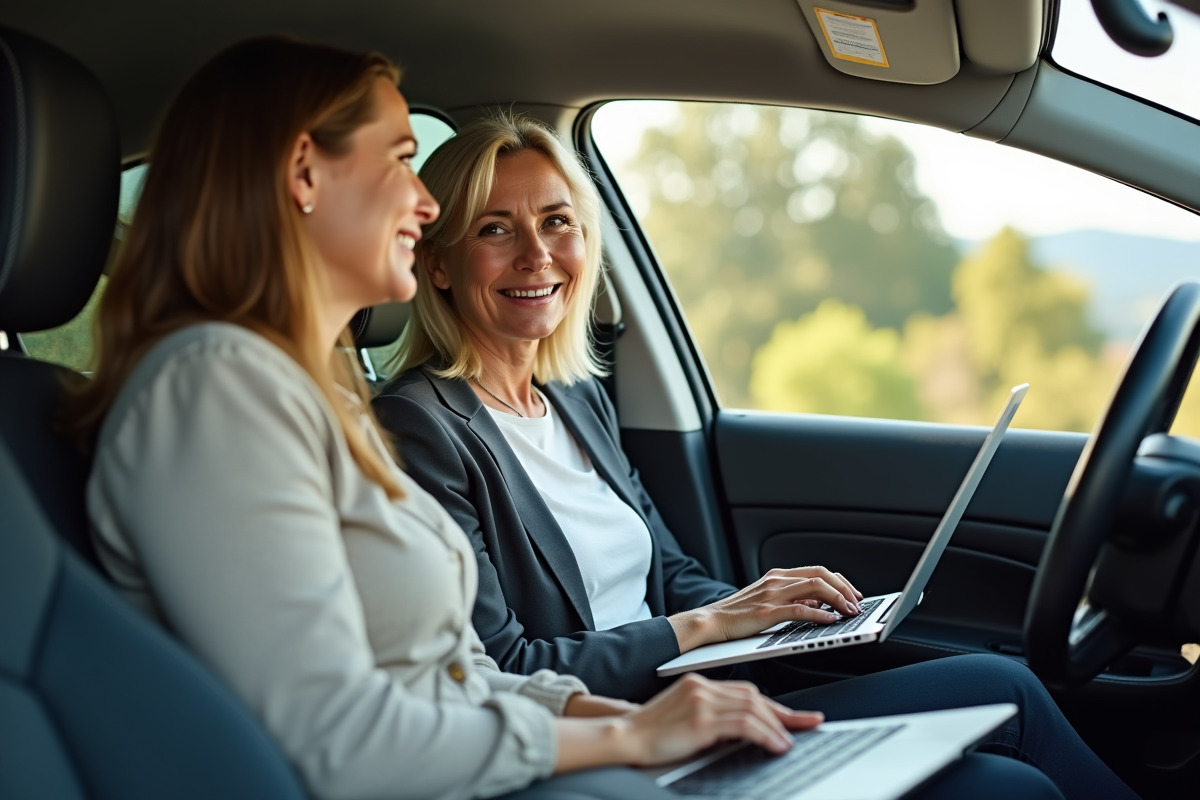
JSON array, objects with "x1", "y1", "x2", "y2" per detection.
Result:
[{"x1": 487, "y1": 390, "x2": 654, "y2": 631}]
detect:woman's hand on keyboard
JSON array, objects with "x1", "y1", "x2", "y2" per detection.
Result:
[
  {"x1": 623, "y1": 674, "x2": 824, "y2": 765},
  {"x1": 668, "y1": 566, "x2": 864, "y2": 652}
]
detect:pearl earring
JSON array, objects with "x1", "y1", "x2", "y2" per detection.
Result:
[{"x1": 302, "y1": 202, "x2": 314, "y2": 214}]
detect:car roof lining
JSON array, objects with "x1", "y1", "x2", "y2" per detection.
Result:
[{"x1": 6, "y1": 0, "x2": 1047, "y2": 158}]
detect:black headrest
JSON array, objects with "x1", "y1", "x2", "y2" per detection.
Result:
[
  {"x1": 0, "y1": 26, "x2": 120, "y2": 334},
  {"x1": 350, "y1": 302, "x2": 411, "y2": 349}
]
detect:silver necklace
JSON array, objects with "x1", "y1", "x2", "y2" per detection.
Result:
[{"x1": 473, "y1": 377, "x2": 526, "y2": 418}]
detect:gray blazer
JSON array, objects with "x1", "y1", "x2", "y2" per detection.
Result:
[{"x1": 374, "y1": 367, "x2": 736, "y2": 701}]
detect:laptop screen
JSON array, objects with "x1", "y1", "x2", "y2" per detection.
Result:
[{"x1": 879, "y1": 383, "x2": 1028, "y2": 640}]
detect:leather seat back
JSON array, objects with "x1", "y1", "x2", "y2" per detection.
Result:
[
  {"x1": 0, "y1": 28, "x2": 309, "y2": 799},
  {"x1": 0, "y1": 440, "x2": 309, "y2": 800},
  {"x1": 0, "y1": 26, "x2": 120, "y2": 565}
]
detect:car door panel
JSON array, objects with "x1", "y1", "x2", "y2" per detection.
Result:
[
  {"x1": 715, "y1": 411, "x2": 1085, "y2": 530},
  {"x1": 713, "y1": 412, "x2": 1073, "y2": 667},
  {"x1": 626, "y1": 412, "x2": 1193, "y2": 679},
  {"x1": 752, "y1": 522, "x2": 1038, "y2": 631},
  {"x1": 711, "y1": 411, "x2": 1198, "y2": 673}
]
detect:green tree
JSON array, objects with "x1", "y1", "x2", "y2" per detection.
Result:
[
  {"x1": 18, "y1": 166, "x2": 141, "y2": 371},
  {"x1": 953, "y1": 227, "x2": 1103, "y2": 380},
  {"x1": 901, "y1": 227, "x2": 1113, "y2": 432},
  {"x1": 750, "y1": 299, "x2": 923, "y2": 419},
  {"x1": 22, "y1": 275, "x2": 107, "y2": 371},
  {"x1": 750, "y1": 227, "x2": 1117, "y2": 430},
  {"x1": 623, "y1": 103, "x2": 958, "y2": 406},
  {"x1": 899, "y1": 311, "x2": 982, "y2": 424}
]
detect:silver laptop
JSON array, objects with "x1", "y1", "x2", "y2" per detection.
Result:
[
  {"x1": 659, "y1": 383, "x2": 1028, "y2": 678},
  {"x1": 650, "y1": 702, "x2": 1017, "y2": 800},
  {"x1": 652, "y1": 700, "x2": 1017, "y2": 800}
]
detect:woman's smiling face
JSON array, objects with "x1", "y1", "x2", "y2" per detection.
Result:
[
  {"x1": 426, "y1": 148, "x2": 585, "y2": 355},
  {"x1": 305, "y1": 77, "x2": 439, "y2": 314}
]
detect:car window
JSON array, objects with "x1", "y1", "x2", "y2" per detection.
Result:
[
  {"x1": 1053, "y1": 0, "x2": 1200, "y2": 123},
  {"x1": 18, "y1": 163, "x2": 145, "y2": 370},
  {"x1": 19, "y1": 113, "x2": 455, "y2": 375},
  {"x1": 410, "y1": 111, "x2": 456, "y2": 171},
  {"x1": 591, "y1": 100, "x2": 1200, "y2": 435}
]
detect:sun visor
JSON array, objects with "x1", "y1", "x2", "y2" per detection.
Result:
[
  {"x1": 796, "y1": 0, "x2": 1042, "y2": 84},
  {"x1": 956, "y1": 0, "x2": 1043, "y2": 75},
  {"x1": 796, "y1": 0, "x2": 959, "y2": 84}
]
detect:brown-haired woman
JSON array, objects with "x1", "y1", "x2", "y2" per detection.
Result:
[{"x1": 67, "y1": 37, "x2": 827, "y2": 800}]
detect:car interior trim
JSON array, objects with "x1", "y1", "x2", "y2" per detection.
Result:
[{"x1": 1006, "y1": 63, "x2": 1200, "y2": 215}]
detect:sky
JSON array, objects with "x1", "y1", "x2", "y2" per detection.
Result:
[
  {"x1": 592, "y1": 0, "x2": 1200, "y2": 245},
  {"x1": 904, "y1": 0, "x2": 1200, "y2": 243}
]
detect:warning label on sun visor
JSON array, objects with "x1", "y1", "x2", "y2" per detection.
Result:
[{"x1": 814, "y1": 8, "x2": 889, "y2": 67}]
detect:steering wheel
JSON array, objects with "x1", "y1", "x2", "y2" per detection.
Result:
[{"x1": 1025, "y1": 280, "x2": 1200, "y2": 688}]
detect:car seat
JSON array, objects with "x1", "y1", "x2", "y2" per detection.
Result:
[
  {"x1": 0, "y1": 25, "x2": 312, "y2": 800},
  {"x1": 0, "y1": 439, "x2": 311, "y2": 799},
  {"x1": 350, "y1": 301, "x2": 412, "y2": 388},
  {"x1": 0, "y1": 25, "x2": 118, "y2": 565}
]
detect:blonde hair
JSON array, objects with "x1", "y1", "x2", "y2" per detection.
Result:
[
  {"x1": 390, "y1": 110, "x2": 604, "y2": 385},
  {"x1": 64, "y1": 36, "x2": 407, "y2": 498}
]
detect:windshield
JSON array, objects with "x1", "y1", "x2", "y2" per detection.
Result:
[{"x1": 1053, "y1": 0, "x2": 1200, "y2": 121}]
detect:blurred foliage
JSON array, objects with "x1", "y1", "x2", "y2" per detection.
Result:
[
  {"x1": 749, "y1": 226, "x2": 1119, "y2": 431},
  {"x1": 903, "y1": 228, "x2": 1118, "y2": 432},
  {"x1": 17, "y1": 164, "x2": 143, "y2": 372},
  {"x1": 616, "y1": 102, "x2": 1200, "y2": 436},
  {"x1": 21, "y1": 275, "x2": 106, "y2": 372},
  {"x1": 627, "y1": 103, "x2": 957, "y2": 408},
  {"x1": 751, "y1": 299, "x2": 922, "y2": 419}
]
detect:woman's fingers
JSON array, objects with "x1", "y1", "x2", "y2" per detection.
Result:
[
  {"x1": 767, "y1": 697, "x2": 825, "y2": 730},
  {"x1": 695, "y1": 565, "x2": 864, "y2": 645},
  {"x1": 632, "y1": 675, "x2": 827, "y2": 766},
  {"x1": 761, "y1": 575, "x2": 859, "y2": 617},
  {"x1": 680, "y1": 678, "x2": 793, "y2": 753},
  {"x1": 713, "y1": 710, "x2": 793, "y2": 754},
  {"x1": 767, "y1": 566, "x2": 862, "y2": 608},
  {"x1": 698, "y1": 680, "x2": 806, "y2": 752},
  {"x1": 689, "y1": 680, "x2": 822, "y2": 753},
  {"x1": 706, "y1": 575, "x2": 859, "y2": 641}
]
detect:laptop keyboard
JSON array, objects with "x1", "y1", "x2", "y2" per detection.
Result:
[
  {"x1": 757, "y1": 596, "x2": 887, "y2": 649},
  {"x1": 668, "y1": 723, "x2": 905, "y2": 799}
]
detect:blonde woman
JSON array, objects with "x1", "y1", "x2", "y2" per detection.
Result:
[
  {"x1": 374, "y1": 111, "x2": 1135, "y2": 800},
  {"x1": 67, "y1": 38, "x2": 838, "y2": 800}
]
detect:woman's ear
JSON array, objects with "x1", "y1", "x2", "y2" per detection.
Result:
[
  {"x1": 425, "y1": 250, "x2": 453, "y2": 291},
  {"x1": 287, "y1": 132, "x2": 318, "y2": 214}
]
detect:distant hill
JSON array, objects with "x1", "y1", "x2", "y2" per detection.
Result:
[{"x1": 958, "y1": 230, "x2": 1200, "y2": 344}]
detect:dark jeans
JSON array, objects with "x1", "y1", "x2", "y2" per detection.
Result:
[{"x1": 773, "y1": 653, "x2": 1138, "y2": 800}]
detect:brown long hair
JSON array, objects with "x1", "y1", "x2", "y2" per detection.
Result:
[{"x1": 65, "y1": 36, "x2": 405, "y2": 497}]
